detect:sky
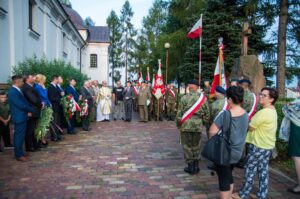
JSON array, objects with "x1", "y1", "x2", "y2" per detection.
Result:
[{"x1": 71, "y1": 0, "x2": 154, "y2": 28}]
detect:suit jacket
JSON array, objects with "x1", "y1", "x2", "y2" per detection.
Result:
[
  {"x1": 66, "y1": 85, "x2": 79, "y2": 102},
  {"x1": 8, "y1": 87, "x2": 35, "y2": 124},
  {"x1": 21, "y1": 83, "x2": 42, "y2": 118},
  {"x1": 123, "y1": 86, "x2": 134, "y2": 100},
  {"x1": 80, "y1": 87, "x2": 93, "y2": 107},
  {"x1": 48, "y1": 83, "x2": 62, "y2": 112},
  {"x1": 138, "y1": 87, "x2": 151, "y2": 105}
]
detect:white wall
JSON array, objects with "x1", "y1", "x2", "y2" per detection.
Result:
[
  {"x1": 0, "y1": 0, "x2": 84, "y2": 83},
  {"x1": 82, "y1": 43, "x2": 110, "y2": 83}
]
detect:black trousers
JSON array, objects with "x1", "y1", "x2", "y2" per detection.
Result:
[
  {"x1": 124, "y1": 99, "x2": 133, "y2": 121},
  {"x1": 0, "y1": 122, "x2": 11, "y2": 147},
  {"x1": 82, "y1": 106, "x2": 92, "y2": 130},
  {"x1": 25, "y1": 117, "x2": 38, "y2": 150},
  {"x1": 215, "y1": 164, "x2": 234, "y2": 191},
  {"x1": 50, "y1": 111, "x2": 62, "y2": 140}
]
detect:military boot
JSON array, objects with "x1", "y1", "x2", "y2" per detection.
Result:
[
  {"x1": 184, "y1": 163, "x2": 194, "y2": 174},
  {"x1": 194, "y1": 160, "x2": 200, "y2": 174}
]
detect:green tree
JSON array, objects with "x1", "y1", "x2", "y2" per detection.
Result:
[
  {"x1": 106, "y1": 10, "x2": 122, "y2": 86},
  {"x1": 120, "y1": 0, "x2": 137, "y2": 81},
  {"x1": 84, "y1": 16, "x2": 96, "y2": 26},
  {"x1": 59, "y1": 0, "x2": 72, "y2": 7}
]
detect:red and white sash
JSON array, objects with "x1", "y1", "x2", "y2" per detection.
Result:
[
  {"x1": 248, "y1": 93, "x2": 258, "y2": 120},
  {"x1": 133, "y1": 87, "x2": 139, "y2": 96},
  {"x1": 168, "y1": 88, "x2": 176, "y2": 99},
  {"x1": 180, "y1": 94, "x2": 207, "y2": 126}
]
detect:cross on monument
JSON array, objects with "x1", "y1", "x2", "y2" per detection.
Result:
[{"x1": 241, "y1": 21, "x2": 252, "y2": 55}]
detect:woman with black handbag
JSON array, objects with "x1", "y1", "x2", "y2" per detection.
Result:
[{"x1": 207, "y1": 86, "x2": 249, "y2": 199}]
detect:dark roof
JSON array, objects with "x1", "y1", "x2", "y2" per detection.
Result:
[
  {"x1": 87, "y1": 26, "x2": 110, "y2": 43},
  {"x1": 62, "y1": 4, "x2": 86, "y2": 29},
  {"x1": 61, "y1": 4, "x2": 110, "y2": 43}
]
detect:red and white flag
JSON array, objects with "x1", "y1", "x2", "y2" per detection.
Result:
[
  {"x1": 138, "y1": 71, "x2": 143, "y2": 86},
  {"x1": 248, "y1": 93, "x2": 259, "y2": 120},
  {"x1": 145, "y1": 67, "x2": 150, "y2": 82},
  {"x1": 187, "y1": 16, "x2": 203, "y2": 39},
  {"x1": 152, "y1": 59, "x2": 166, "y2": 99},
  {"x1": 210, "y1": 38, "x2": 228, "y2": 95}
]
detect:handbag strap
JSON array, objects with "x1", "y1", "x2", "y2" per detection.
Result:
[{"x1": 221, "y1": 110, "x2": 232, "y2": 143}]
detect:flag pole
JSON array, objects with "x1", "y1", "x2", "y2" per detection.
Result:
[
  {"x1": 199, "y1": 14, "x2": 203, "y2": 86},
  {"x1": 218, "y1": 37, "x2": 223, "y2": 87}
]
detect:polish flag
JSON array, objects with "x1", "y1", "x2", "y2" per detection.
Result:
[
  {"x1": 210, "y1": 41, "x2": 228, "y2": 94},
  {"x1": 138, "y1": 71, "x2": 143, "y2": 86},
  {"x1": 187, "y1": 16, "x2": 202, "y2": 39},
  {"x1": 152, "y1": 59, "x2": 166, "y2": 99},
  {"x1": 145, "y1": 67, "x2": 150, "y2": 82}
]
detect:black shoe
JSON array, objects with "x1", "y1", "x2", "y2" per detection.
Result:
[
  {"x1": 194, "y1": 160, "x2": 200, "y2": 174},
  {"x1": 235, "y1": 160, "x2": 246, "y2": 169},
  {"x1": 114, "y1": 118, "x2": 117, "y2": 121},
  {"x1": 184, "y1": 163, "x2": 194, "y2": 174},
  {"x1": 287, "y1": 188, "x2": 300, "y2": 195},
  {"x1": 51, "y1": 138, "x2": 58, "y2": 142},
  {"x1": 207, "y1": 163, "x2": 217, "y2": 171}
]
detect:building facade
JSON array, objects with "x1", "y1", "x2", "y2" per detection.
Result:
[{"x1": 0, "y1": 0, "x2": 110, "y2": 84}]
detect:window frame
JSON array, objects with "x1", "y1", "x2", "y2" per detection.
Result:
[{"x1": 90, "y1": 54, "x2": 98, "y2": 68}]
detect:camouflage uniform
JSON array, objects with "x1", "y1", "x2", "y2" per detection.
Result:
[
  {"x1": 211, "y1": 95, "x2": 225, "y2": 120},
  {"x1": 166, "y1": 88, "x2": 177, "y2": 120},
  {"x1": 203, "y1": 86, "x2": 211, "y2": 99},
  {"x1": 242, "y1": 89, "x2": 255, "y2": 113},
  {"x1": 176, "y1": 91, "x2": 210, "y2": 164},
  {"x1": 153, "y1": 95, "x2": 164, "y2": 121}
]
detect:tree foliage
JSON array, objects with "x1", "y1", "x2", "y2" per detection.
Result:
[
  {"x1": 12, "y1": 56, "x2": 88, "y2": 89},
  {"x1": 84, "y1": 16, "x2": 96, "y2": 26}
]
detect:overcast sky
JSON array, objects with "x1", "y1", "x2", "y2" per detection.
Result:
[{"x1": 71, "y1": 0, "x2": 153, "y2": 28}]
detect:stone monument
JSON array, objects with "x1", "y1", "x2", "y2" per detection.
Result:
[{"x1": 230, "y1": 21, "x2": 266, "y2": 94}]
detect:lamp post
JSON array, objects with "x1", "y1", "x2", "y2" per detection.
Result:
[{"x1": 164, "y1": 42, "x2": 170, "y2": 84}]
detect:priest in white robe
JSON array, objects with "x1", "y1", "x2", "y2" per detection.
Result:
[{"x1": 96, "y1": 80, "x2": 112, "y2": 122}]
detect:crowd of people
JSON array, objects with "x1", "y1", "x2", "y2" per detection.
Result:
[
  {"x1": 175, "y1": 79, "x2": 300, "y2": 198},
  {"x1": 0, "y1": 73, "x2": 299, "y2": 198}
]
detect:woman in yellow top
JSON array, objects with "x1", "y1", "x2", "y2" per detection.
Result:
[{"x1": 233, "y1": 88, "x2": 278, "y2": 199}]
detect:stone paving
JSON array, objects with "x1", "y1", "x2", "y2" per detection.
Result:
[{"x1": 0, "y1": 117, "x2": 298, "y2": 199}]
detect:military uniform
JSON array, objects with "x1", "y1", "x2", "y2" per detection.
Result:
[
  {"x1": 153, "y1": 95, "x2": 164, "y2": 121},
  {"x1": 0, "y1": 101, "x2": 12, "y2": 147},
  {"x1": 147, "y1": 87, "x2": 153, "y2": 121},
  {"x1": 138, "y1": 86, "x2": 151, "y2": 122},
  {"x1": 166, "y1": 87, "x2": 177, "y2": 120},
  {"x1": 242, "y1": 89, "x2": 255, "y2": 113},
  {"x1": 211, "y1": 95, "x2": 225, "y2": 120},
  {"x1": 176, "y1": 90, "x2": 210, "y2": 174},
  {"x1": 203, "y1": 85, "x2": 211, "y2": 99}
]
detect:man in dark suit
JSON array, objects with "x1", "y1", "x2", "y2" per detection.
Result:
[
  {"x1": 47, "y1": 75, "x2": 63, "y2": 141},
  {"x1": 66, "y1": 78, "x2": 80, "y2": 134},
  {"x1": 80, "y1": 81, "x2": 93, "y2": 131},
  {"x1": 8, "y1": 75, "x2": 35, "y2": 162},
  {"x1": 21, "y1": 74, "x2": 42, "y2": 152},
  {"x1": 123, "y1": 81, "x2": 134, "y2": 122}
]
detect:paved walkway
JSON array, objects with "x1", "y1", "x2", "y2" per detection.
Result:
[{"x1": 0, "y1": 118, "x2": 298, "y2": 199}]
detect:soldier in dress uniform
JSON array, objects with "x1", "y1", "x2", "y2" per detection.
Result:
[
  {"x1": 176, "y1": 80, "x2": 210, "y2": 175},
  {"x1": 153, "y1": 94, "x2": 164, "y2": 121},
  {"x1": 166, "y1": 83, "x2": 177, "y2": 121},
  {"x1": 138, "y1": 81, "x2": 152, "y2": 122}
]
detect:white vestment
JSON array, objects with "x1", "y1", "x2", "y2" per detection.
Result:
[{"x1": 96, "y1": 87, "x2": 112, "y2": 121}]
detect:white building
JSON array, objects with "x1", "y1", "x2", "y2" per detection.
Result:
[
  {"x1": 62, "y1": 4, "x2": 110, "y2": 83},
  {"x1": 0, "y1": 0, "x2": 110, "y2": 84},
  {"x1": 286, "y1": 88, "x2": 300, "y2": 99}
]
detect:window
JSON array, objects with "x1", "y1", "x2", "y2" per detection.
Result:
[
  {"x1": 63, "y1": 33, "x2": 68, "y2": 56},
  {"x1": 28, "y1": 0, "x2": 37, "y2": 31},
  {"x1": 90, "y1": 54, "x2": 97, "y2": 68}
]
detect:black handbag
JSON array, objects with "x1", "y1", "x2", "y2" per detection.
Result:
[{"x1": 201, "y1": 110, "x2": 232, "y2": 166}]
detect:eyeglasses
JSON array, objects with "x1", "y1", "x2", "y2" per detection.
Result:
[{"x1": 259, "y1": 93, "x2": 268, "y2": 98}]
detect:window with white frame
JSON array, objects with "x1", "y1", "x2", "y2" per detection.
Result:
[
  {"x1": 63, "y1": 33, "x2": 68, "y2": 56},
  {"x1": 90, "y1": 54, "x2": 97, "y2": 68},
  {"x1": 28, "y1": 0, "x2": 38, "y2": 32}
]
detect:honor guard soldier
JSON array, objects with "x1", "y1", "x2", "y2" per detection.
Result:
[{"x1": 176, "y1": 80, "x2": 210, "y2": 175}]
